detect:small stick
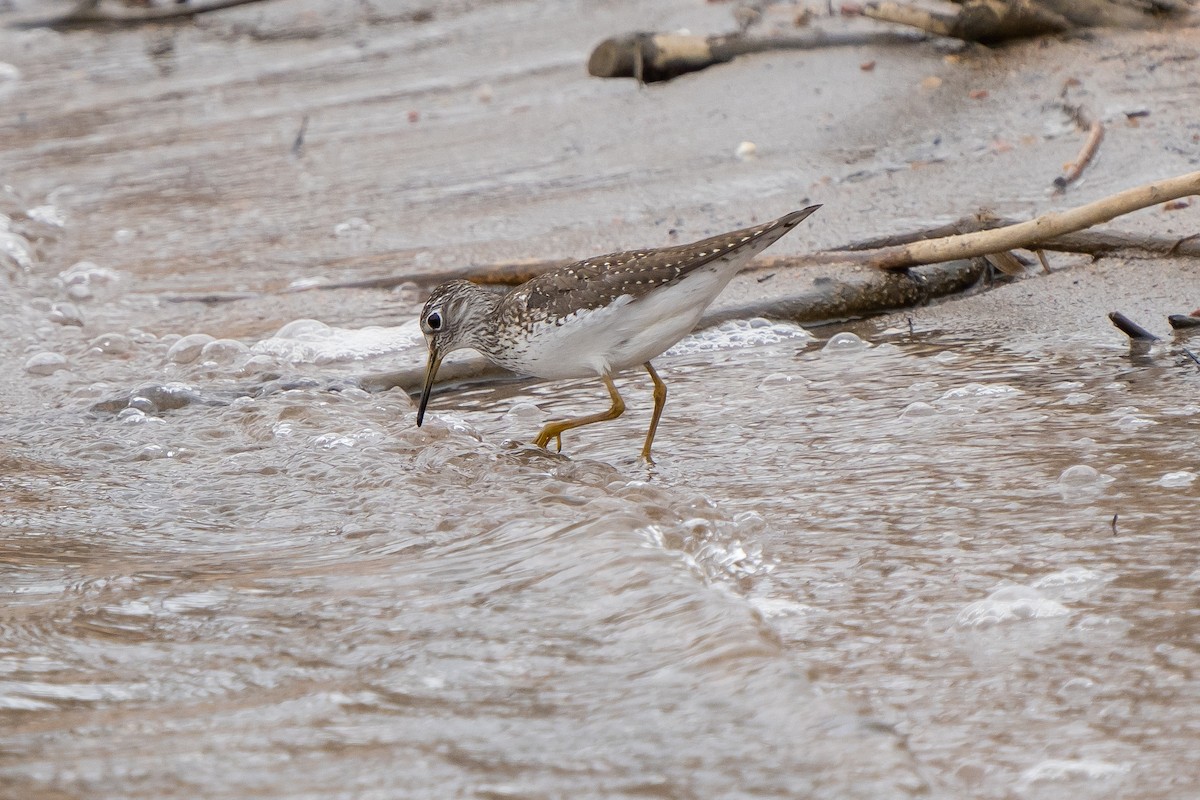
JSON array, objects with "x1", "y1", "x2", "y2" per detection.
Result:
[
  {"x1": 1054, "y1": 121, "x2": 1105, "y2": 193},
  {"x1": 1108, "y1": 311, "x2": 1159, "y2": 341},
  {"x1": 983, "y1": 250, "x2": 1028, "y2": 276},
  {"x1": 1034, "y1": 249, "x2": 1052, "y2": 274}
]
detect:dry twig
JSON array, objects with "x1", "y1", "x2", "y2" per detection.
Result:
[
  {"x1": 848, "y1": 170, "x2": 1200, "y2": 270},
  {"x1": 1054, "y1": 120, "x2": 1105, "y2": 192}
]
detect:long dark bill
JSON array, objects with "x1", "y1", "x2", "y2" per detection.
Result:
[{"x1": 415, "y1": 345, "x2": 442, "y2": 427}]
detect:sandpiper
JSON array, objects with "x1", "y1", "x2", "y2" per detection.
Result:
[{"x1": 416, "y1": 205, "x2": 820, "y2": 460}]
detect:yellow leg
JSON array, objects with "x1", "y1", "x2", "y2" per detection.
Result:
[
  {"x1": 533, "y1": 375, "x2": 625, "y2": 452},
  {"x1": 641, "y1": 362, "x2": 667, "y2": 462}
]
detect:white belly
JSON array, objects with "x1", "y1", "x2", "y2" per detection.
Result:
[{"x1": 495, "y1": 264, "x2": 732, "y2": 379}]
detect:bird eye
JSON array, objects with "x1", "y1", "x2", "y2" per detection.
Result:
[{"x1": 426, "y1": 311, "x2": 443, "y2": 331}]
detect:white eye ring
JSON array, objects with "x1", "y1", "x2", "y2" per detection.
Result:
[{"x1": 426, "y1": 311, "x2": 443, "y2": 331}]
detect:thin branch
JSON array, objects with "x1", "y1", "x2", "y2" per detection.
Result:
[
  {"x1": 853, "y1": 170, "x2": 1200, "y2": 270},
  {"x1": 1054, "y1": 120, "x2": 1105, "y2": 192}
]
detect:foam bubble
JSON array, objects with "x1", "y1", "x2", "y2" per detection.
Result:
[
  {"x1": 254, "y1": 319, "x2": 422, "y2": 364},
  {"x1": 89, "y1": 333, "x2": 132, "y2": 355},
  {"x1": 200, "y1": 338, "x2": 251, "y2": 364},
  {"x1": 1058, "y1": 464, "x2": 1100, "y2": 487},
  {"x1": 900, "y1": 401, "x2": 938, "y2": 419},
  {"x1": 749, "y1": 596, "x2": 814, "y2": 619},
  {"x1": 1032, "y1": 566, "x2": 1107, "y2": 589},
  {"x1": 665, "y1": 318, "x2": 813, "y2": 356},
  {"x1": 0, "y1": 229, "x2": 35, "y2": 272},
  {"x1": 24, "y1": 352, "x2": 69, "y2": 375},
  {"x1": 757, "y1": 371, "x2": 809, "y2": 390},
  {"x1": 166, "y1": 333, "x2": 216, "y2": 364},
  {"x1": 1033, "y1": 567, "x2": 1111, "y2": 601},
  {"x1": 58, "y1": 261, "x2": 120, "y2": 299},
  {"x1": 1115, "y1": 414, "x2": 1155, "y2": 431},
  {"x1": 117, "y1": 407, "x2": 148, "y2": 425},
  {"x1": 940, "y1": 383, "x2": 1020, "y2": 400},
  {"x1": 1016, "y1": 759, "x2": 1129, "y2": 792},
  {"x1": 1157, "y1": 470, "x2": 1196, "y2": 488},
  {"x1": 1056, "y1": 464, "x2": 1107, "y2": 502},
  {"x1": 956, "y1": 585, "x2": 1070, "y2": 629},
  {"x1": 822, "y1": 331, "x2": 867, "y2": 353},
  {"x1": 27, "y1": 204, "x2": 66, "y2": 228},
  {"x1": 503, "y1": 402, "x2": 544, "y2": 422}
]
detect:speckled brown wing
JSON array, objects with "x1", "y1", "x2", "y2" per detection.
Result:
[{"x1": 509, "y1": 207, "x2": 818, "y2": 324}]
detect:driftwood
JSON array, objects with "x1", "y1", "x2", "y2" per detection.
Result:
[
  {"x1": 863, "y1": 0, "x2": 1189, "y2": 42},
  {"x1": 587, "y1": 29, "x2": 925, "y2": 83}
]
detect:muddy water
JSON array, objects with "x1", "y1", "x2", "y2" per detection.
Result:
[{"x1": 3, "y1": 1, "x2": 1200, "y2": 798}]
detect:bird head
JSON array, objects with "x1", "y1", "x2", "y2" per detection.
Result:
[{"x1": 415, "y1": 280, "x2": 497, "y2": 426}]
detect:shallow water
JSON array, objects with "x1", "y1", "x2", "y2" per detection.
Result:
[
  {"x1": 4, "y1": 238, "x2": 1198, "y2": 797},
  {"x1": 3, "y1": 2, "x2": 1200, "y2": 797}
]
